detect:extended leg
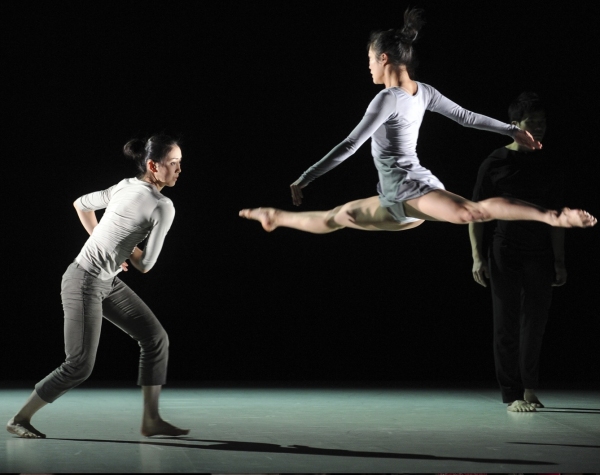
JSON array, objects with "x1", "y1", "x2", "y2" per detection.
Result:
[
  {"x1": 239, "y1": 196, "x2": 424, "y2": 233},
  {"x1": 8, "y1": 263, "x2": 108, "y2": 438},
  {"x1": 34, "y1": 265, "x2": 108, "y2": 403},
  {"x1": 404, "y1": 189, "x2": 596, "y2": 227}
]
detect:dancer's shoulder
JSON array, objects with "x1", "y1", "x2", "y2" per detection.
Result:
[
  {"x1": 488, "y1": 146, "x2": 510, "y2": 160},
  {"x1": 479, "y1": 147, "x2": 511, "y2": 171},
  {"x1": 415, "y1": 81, "x2": 437, "y2": 96}
]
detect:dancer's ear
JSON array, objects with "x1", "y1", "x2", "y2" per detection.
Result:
[{"x1": 147, "y1": 160, "x2": 159, "y2": 173}]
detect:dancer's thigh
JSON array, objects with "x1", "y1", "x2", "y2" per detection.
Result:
[
  {"x1": 102, "y1": 278, "x2": 165, "y2": 342},
  {"x1": 405, "y1": 189, "x2": 477, "y2": 222},
  {"x1": 336, "y1": 196, "x2": 423, "y2": 231},
  {"x1": 61, "y1": 264, "x2": 110, "y2": 366}
]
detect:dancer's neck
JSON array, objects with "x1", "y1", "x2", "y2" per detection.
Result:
[{"x1": 384, "y1": 67, "x2": 417, "y2": 95}]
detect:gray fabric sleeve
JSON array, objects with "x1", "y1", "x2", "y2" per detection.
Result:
[
  {"x1": 427, "y1": 87, "x2": 520, "y2": 137},
  {"x1": 140, "y1": 200, "x2": 175, "y2": 272},
  {"x1": 74, "y1": 185, "x2": 116, "y2": 212},
  {"x1": 296, "y1": 90, "x2": 396, "y2": 187}
]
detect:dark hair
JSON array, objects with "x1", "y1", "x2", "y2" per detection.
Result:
[
  {"x1": 123, "y1": 134, "x2": 180, "y2": 176},
  {"x1": 508, "y1": 92, "x2": 545, "y2": 123},
  {"x1": 368, "y1": 7, "x2": 425, "y2": 76}
]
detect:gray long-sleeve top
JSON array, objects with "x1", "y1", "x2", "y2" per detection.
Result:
[
  {"x1": 297, "y1": 82, "x2": 519, "y2": 206},
  {"x1": 74, "y1": 177, "x2": 175, "y2": 279}
]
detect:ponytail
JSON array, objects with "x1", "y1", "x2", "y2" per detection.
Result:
[{"x1": 399, "y1": 7, "x2": 424, "y2": 46}]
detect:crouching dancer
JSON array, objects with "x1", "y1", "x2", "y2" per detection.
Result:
[{"x1": 7, "y1": 134, "x2": 189, "y2": 438}]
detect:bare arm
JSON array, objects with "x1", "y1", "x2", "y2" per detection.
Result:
[
  {"x1": 469, "y1": 222, "x2": 489, "y2": 287},
  {"x1": 551, "y1": 227, "x2": 567, "y2": 286}
]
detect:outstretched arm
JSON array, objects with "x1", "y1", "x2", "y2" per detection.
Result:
[
  {"x1": 291, "y1": 90, "x2": 397, "y2": 205},
  {"x1": 427, "y1": 88, "x2": 542, "y2": 150}
]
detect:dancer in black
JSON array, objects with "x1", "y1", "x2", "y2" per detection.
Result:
[{"x1": 470, "y1": 93, "x2": 567, "y2": 412}]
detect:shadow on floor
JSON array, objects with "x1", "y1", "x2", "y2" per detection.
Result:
[
  {"x1": 509, "y1": 441, "x2": 600, "y2": 449},
  {"x1": 541, "y1": 407, "x2": 600, "y2": 413},
  {"x1": 49, "y1": 437, "x2": 557, "y2": 466}
]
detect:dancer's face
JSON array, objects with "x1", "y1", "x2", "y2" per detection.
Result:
[
  {"x1": 368, "y1": 48, "x2": 385, "y2": 84},
  {"x1": 149, "y1": 145, "x2": 182, "y2": 188},
  {"x1": 512, "y1": 110, "x2": 546, "y2": 143}
]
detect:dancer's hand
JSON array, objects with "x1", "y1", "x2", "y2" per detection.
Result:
[
  {"x1": 121, "y1": 262, "x2": 129, "y2": 272},
  {"x1": 552, "y1": 262, "x2": 567, "y2": 287},
  {"x1": 290, "y1": 179, "x2": 304, "y2": 206},
  {"x1": 514, "y1": 129, "x2": 542, "y2": 150},
  {"x1": 472, "y1": 258, "x2": 489, "y2": 287}
]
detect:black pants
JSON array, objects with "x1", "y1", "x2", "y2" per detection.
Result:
[
  {"x1": 35, "y1": 262, "x2": 169, "y2": 403},
  {"x1": 489, "y1": 241, "x2": 554, "y2": 403}
]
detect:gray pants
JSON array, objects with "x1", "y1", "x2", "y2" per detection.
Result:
[{"x1": 35, "y1": 262, "x2": 169, "y2": 403}]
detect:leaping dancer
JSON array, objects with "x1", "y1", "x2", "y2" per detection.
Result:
[{"x1": 240, "y1": 8, "x2": 595, "y2": 233}]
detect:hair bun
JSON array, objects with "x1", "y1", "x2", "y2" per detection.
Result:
[
  {"x1": 123, "y1": 138, "x2": 146, "y2": 162},
  {"x1": 399, "y1": 7, "x2": 425, "y2": 46}
]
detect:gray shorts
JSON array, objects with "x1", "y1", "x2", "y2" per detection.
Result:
[{"x1": 385, "y1": 201, "x2": 421, "y2": 224}]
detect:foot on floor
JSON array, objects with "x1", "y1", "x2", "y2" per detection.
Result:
[
  {"x1": 507, "y1": 400, "x2": 537, "y2": 412},
  {"x1": 141, "y1": 418, "x2": 190, "y2": 437},
  {"x1": 6, "y1": 418, "x2": 46, "y2": 438},
  {"x1": 524, "y1": 389, "x2": 544, "y2": 408}
]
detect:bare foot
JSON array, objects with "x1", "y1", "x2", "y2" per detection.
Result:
[
  {"x1": 556, "y1": 208, "x2": 597, "y2": 228},
  {"x1": 6, "y1": 418, "x2": 46, "y2": 438},
  {"x1": 141, "y1": 418, "x2": 190, "y2": 437},
  {"x1": 239, "y1": 207, "x2": 279, "y2": 232},
  {"x1": 507, "y1": 400, "x2": 536, "y2": 413},
  {"x1": 524, "y1": 389, "x2": 544, "y2": 408}
]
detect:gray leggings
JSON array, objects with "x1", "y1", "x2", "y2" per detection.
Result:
[{"x1": 35, "y1": 262, "x2": 169, "y2": 403}]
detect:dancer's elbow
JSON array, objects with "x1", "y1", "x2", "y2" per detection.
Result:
[
  {"x1": 131, "y1": 258, "x2": 155, "y2": 274},
  {"x1": 139, "y1": 262, "x2": 154, "y2": 273}
]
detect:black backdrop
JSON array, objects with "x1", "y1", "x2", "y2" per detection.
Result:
[{"x1": 4, "y1": 1, "x2": 599, "y2": 385}]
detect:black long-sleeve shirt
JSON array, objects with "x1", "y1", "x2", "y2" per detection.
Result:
[{"x1": 472, "y1": 147, "x2": 564, "y2": 253}]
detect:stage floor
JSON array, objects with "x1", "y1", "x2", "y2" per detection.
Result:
[{"x1": 1, "y1": 382, "x2": 599, "y2": 473}]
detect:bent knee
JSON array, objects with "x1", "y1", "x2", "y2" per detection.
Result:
[
  {"x1": 63, "y1": 360, "x2": 95, "y2": 383},
  {"x1": 139, "y1": 328, "x2": 169, "y2": 353}
]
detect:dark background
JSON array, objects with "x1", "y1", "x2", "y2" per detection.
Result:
[{"x1": 3, "y1": 1, "x2": 599, "y2": 385}]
